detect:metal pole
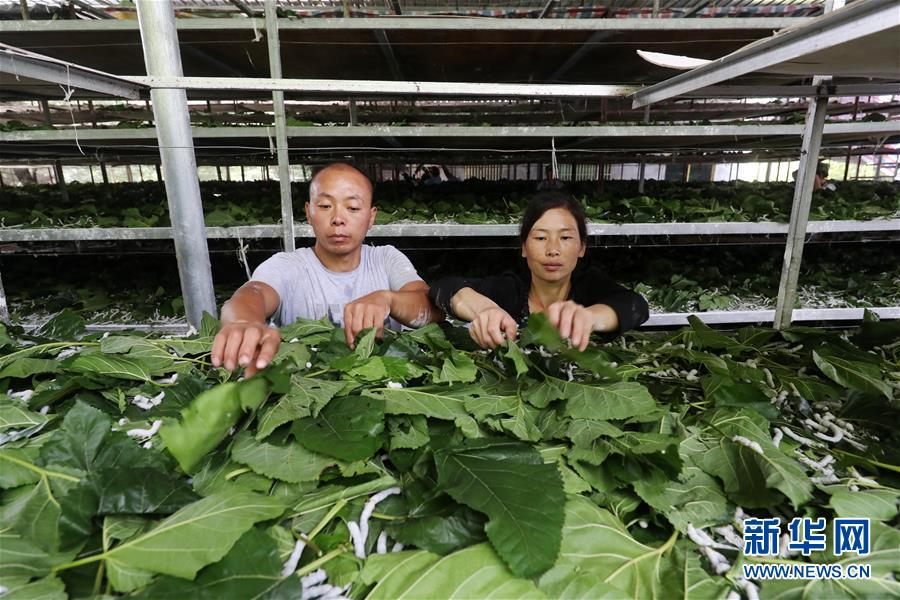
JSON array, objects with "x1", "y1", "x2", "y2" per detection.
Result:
[
  {"x1": 637, "y1": 105, "x2": 650, "y2": 193},
  {"x1": 40, "y1": 100, "x2": 69, "y2": 202},
  {"x1": 265, "y1": 0, "x2": 296, "y2": 252},
  {"x1": 19, "y1": 0, "x2": 28, "y2": 20},
  {"x1": 774, "y1": 0, "x2": 845, "y2": 329},
  {"x1": 0, "y1": 270, "x2": 9, "y2": 326},
  {"x1": 843, "y1": 96, "x2": 860, "y2": 181},
  {"x1": 136, "y1": 0, "x2": 216, "y2": 328},
  {"x1": 773, "y1": 85, "x2": 829, "y2": 330}
]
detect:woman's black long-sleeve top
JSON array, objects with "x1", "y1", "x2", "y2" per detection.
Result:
[{"x1": 428, "y1": 266, "x2": 649, "y2": 334}]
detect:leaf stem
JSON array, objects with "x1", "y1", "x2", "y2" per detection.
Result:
[
  {"x1": 225, "y1": 467, "x2": 251, "y2": 480},
  {"x1": 306, "y1": 499, "x2": 347, "y2": 543},
  {"x1": 370, "y1": 511, "x2": 404, "y2": 521},
  {"x1": 0, "y1": 453, "x2": 80, "y2": 482},
  {"x1": 92, "y1": 559, "x2": 105, "y2": 596},
  {"x1": 0, "y1": 341, "x2": 99, "y2": 368},
  {"x1": 831, "y1": 449, "x2": 900, "y2": 473},
  {"x1": 52, "y1": 552, "x2": 105, "y2": 573},
  {"x1": 295, "y1": 545, "x2": 348, "y2": 578}
]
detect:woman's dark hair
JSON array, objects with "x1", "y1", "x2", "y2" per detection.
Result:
[{"x1": 519, "y1": 190, "x2": 588, "y2": 245}]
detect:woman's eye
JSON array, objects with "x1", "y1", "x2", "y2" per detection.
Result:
[{"x1": 534, "y1": 236, "x2": 546, "y2": 241}]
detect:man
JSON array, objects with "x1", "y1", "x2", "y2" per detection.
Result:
[
  {"x1": 422, "y1": 166, "x2": 443, "y2": 186},
  {"x1": 211, "y1": 162, "x2": 438, "y2": 376},
  {"x1": 537, "y1": 165, "x2": 563, "y2": 191},
  {"x1": 814, "y1": 162, "x2": 837, "y2": 192}
]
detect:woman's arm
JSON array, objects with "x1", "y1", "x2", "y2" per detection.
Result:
[
  {"x1": 587, "y1": 303, "x2": 619, "y2": 332},
  {"x1": 452, "y1": 287, "x2": 518, "y2": 349},
  {"x1": 573, "y1": 267, "x2": 649, "y2": 333}
]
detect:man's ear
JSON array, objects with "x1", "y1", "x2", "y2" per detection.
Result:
[
  {"x1": 305, "y1": 202, "x2": 311, "y2": 221},
  {"x1": 369, "y1": 206, "x2": 377, "y2": 230}
]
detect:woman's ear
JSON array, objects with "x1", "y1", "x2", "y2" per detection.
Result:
[
  {"x1": 578, "y1": 241, "x2": 586, "y2": 258},
  {"x1": 521, "y1": 243, "x2": 527, "y2": 258}
]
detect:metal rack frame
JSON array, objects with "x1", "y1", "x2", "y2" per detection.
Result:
[{"x1": 1, "y1": 1, "x2": 898, "y2": 329}]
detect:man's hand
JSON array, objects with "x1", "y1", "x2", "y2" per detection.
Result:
[
  {"x1": 469, "y1": 307, "x2": 518, "y2": 350},
  {"x1": 343, "y1": 291, "x2": 392, "y2": 348},
  {"x1": 546, "y1": 300, "x2": 596, "y2": 352},
  {"x1": 211, "y1": 321, "x2": 281, "y2": 377}
]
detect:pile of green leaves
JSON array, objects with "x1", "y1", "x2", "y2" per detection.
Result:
[
  {"x1": 1, "y1": 309, "x2": 898, "y2": 598},
  {"x1": 2, "y1": 180, "x2": 897, "y2": 229},
  {"x1": 624, "y1": 245, "x2": 900, "y2": 313}
]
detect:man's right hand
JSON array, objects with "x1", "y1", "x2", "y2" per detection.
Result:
[
  {"x1": 211, "y1": 321, "x2": 281, "y2": 378},
  {"x1": 469, "y1": 307, "x2": 518, "y2": 350}
]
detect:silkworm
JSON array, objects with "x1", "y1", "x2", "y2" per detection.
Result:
[
  {"x1": 731, "y1": 435, "x2": 764, "y2": 455},
  {"x1": 281, "y1": 539, "x2": 306, "y2": 577},
  {"x1": 126, "y1": 419, "x2": 163, "y2": 440},
  {"x1": 771, "y1": 429, "x2": 784, "y2": 448}
]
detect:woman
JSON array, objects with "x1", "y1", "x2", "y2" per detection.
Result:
[{"x1": 429, "y1": 191, "x2": 649, "y2": 351}]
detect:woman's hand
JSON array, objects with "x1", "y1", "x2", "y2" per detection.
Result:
[
  {"x1": 470, "y1": 306, "x2": 518, "y2": 350},
  {"x1": 546, "y1": 300, "x2": 597, "y2": 352}
]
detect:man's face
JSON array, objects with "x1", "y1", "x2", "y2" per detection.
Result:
[{"x1": 306, "y1": 167, "x2": 376, "y2": 257}]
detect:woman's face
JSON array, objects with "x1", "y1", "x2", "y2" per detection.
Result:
[{"x1": 522, "y1": 207, "x2": 585, "y2": 284}]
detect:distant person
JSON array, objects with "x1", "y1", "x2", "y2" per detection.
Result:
[
  {"x1": 423, "y1": 166, "x2": 443, "y2": 186},
  {"x1": 537, "y1": 165, "x2": 564, "y2": 191},
  {"x1": 429, "y1": 190, "x2": 648, "y2": 351},
  {"x1": 211, "y1": 162, "x2": 440, "y2": 376},
  {"x1": 814, "y1": 162, "x2": 837, "y2": 192},
  {"x1": 792, "y1": 161, "x2": 836, "y2": 192},
  {"x1": 440, "y1": 164, "x2": 460, "y2": 183}
]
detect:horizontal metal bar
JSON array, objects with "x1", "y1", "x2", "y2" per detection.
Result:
[
  {"x1": 127, "y1": 76, "x2": 635, "y2": 98},
  {"x1": 53, "y1": 305, "x2": 900, "y2": 334},
  {"x1": 633, "y1": 0, "x2": 900, "y2": 107},
  {"x1": 0, "y1": 17, "x2": 814, "y2": 34},
  {"x1": 644, "y1": 306, "x2": 900, "y2": 326},
  {"x1": 0, "y1": 50, "x2": 143, "y2": 100},
  {"x1": 686, "y1": 83, "x2": 900, "y2": 98},
  {"x1": 3, "y1": 220, "x2": 897, "y2": 242},
  {"x1": 125, "y1": 77, "x2": 900, "y2": 100},
  {"x1": 84, "y1": 322, "x2": 193, "y2": 334},
  {"x1": 2, "y1": 121, "x2": 897, "y2": 143}
]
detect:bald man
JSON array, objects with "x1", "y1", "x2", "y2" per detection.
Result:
[{"x1": 211, "y1": 162, "x2": 438, "y2": 376}]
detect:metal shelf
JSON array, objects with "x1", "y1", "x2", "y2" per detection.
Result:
[
  {"x1": 66, "y1": 305, "x2": 900, "y2": 334},
  {"x1": 644, "y1": 307, "x2": 900, "y2": 327},
  {"x1": 3, "y1": 220, "x2": 898, "y2": 243},
  {"x1": 0, "y1": 17, "x2": 815, "y2": 34},
  {"x1": 3, "y1": 122, "x2": 897, "y2": 161},
  {"x1": 4, "y1": 122, "x2": 897, "y2": 141}
]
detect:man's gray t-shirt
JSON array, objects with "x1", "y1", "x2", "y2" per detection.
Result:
[{"x1": 250, "y1": 245, "x2": 422, "y2": 329}]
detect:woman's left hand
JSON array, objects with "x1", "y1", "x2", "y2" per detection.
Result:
[{"x1": 546, "y1": 300, "x2": 597, "y2": 352}]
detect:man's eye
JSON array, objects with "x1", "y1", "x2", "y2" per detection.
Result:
[{"x1": 318, "y1": 204, "x2": 331, "y2": 209}]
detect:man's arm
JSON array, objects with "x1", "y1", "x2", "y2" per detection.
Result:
[
  {"x1": 211, "y1": 281, "x2": 282, "y2": 376},
  {"x1": 342, "y1": 281, "x2": 442, "y2": 348}
]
